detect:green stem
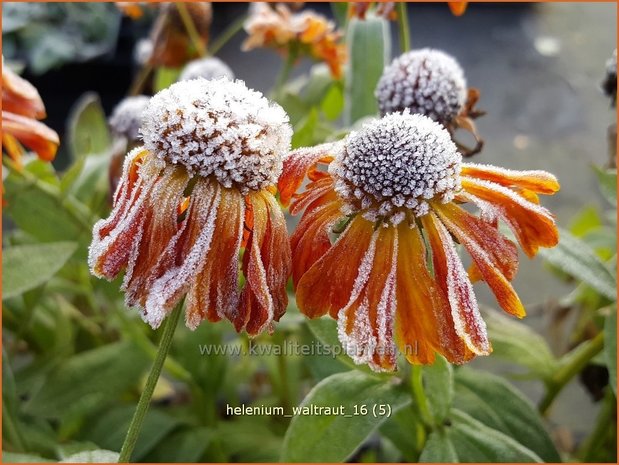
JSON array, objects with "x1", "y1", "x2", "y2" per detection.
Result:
[
  {"x1": 539, "y1": 332, "x2": 605, "y2": 415},
  {"x1": 272, "y1": 44, "x2": 298, "y2": 100},
  {"x1": 209, "y1": 15, "x2": 247, "y2": 56},
  {"x1": 118, "y1": 303, "x2": 182, "y2": 463},
  {"x1": 578, "y1": 387, "x2": 616, "y2": 461},
  {"x1": 276, "y1": 334, "x2": 291, "y2": 414},
  {"x1": 410, "y1": 365, "x2": 433, "y2": 428},
  {"x1": 397, "y1": 2, "x2": 411, "y2": 52},
  {"x1": 176, "y1": 2, "x2": 207, "y2": 57},
  {"x1": 129, "y1": 64, "x2": 153, "y2": 96}
]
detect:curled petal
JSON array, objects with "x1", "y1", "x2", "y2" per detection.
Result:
[
  {"x1": 421, "y1": 213, "x2": 491, "y2": 356},
  {"x1": 278, "y1": 142, "x2": 340, "y2": 206},
  {"x1": 435, "y1": 202, "x2": 526, "y2": 318},
  {"x1": 337, "y1": 226, "x2": 398, "y2": 372},
  {"x1": 2, "y1": 111, "x2": 59, "y2": 161},
  {"x1": 462, "y1": 176, "x2": 559, "y2": 257},
  {"x1": 2, "y1": 67, "x2": 46, "y2": 119},
  {"x1": 296, "y1": 216, "x2": 374, "y2": 319},
  {"x1": 461, "y1": 163, "x2": 560, "y2": 195}
]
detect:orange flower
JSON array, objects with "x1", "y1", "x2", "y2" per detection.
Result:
[
  {"x1": 116, "y1": 2, "x2": 145, "y2": 19},
  {"x1": 242, "y1": 3, "x2": 346, "y2": 79},
  {"x1": 448, "y1": 2, "x2": 468, "y2": 16},
  {"x1": 89, "y1": 78, "x2": 292, "y2": 334},
  {"x1": 279, "y1": 112, "x2": 559, "y2": 371},
  {"x1": 1, "y1": 65, "x2": 59, "y2": 166}
]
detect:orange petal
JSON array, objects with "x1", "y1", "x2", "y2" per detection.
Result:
[
  {"x1": 2, "y1": 67, "x2": 46, "y2": 119},
  {"x1": 395, "y1": 224, "x2": 476, "y2": 365},
  {"x1": 461, "y1": 163, "x2": 560, "y2": 195},
  {"x1": 2, "y1": 111, "x2": 59, "y2": 161},
  {"x1": 448, "y1": 2, "x2": 468, "y2": 16},
  {"x1": 278, "y1": 142, "x2": 340, "y2": 206},
  {"x1": 434, "y1": 202, "x2": 526, "y2": 318},
  {"x1": 296, "y1": 215, "x2": 375, "y2": 319},
  {"x1": 421, "y1": 213, "x2": 491, "y2": 356},
  {"x1": 462, "y1": 176, "x2": 559, "y2": 257},
  {"x1": 337, "y1": 226, "x2": 398, "y2": 371},
  {"x1": 2, "y1": 133, "x2": 25, "y2": 168}
]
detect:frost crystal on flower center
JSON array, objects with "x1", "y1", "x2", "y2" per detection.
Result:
[
  {"x1": 330, "y1": 112, "x2": 461, "y2": 224},
  {"x1": 375, "y1": 48, "x2": 467, "y2": 123},
  {"x1": 179, "y1": 57, "x2": 235, "y2": 82},
  {"x1": 141, "y1": 78, "x2": 292, "y2": 193}
]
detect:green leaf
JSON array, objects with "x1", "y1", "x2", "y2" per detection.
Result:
[
  {"x1": 321, "y1": 83, "x2": 345, "y2": 121},
  {"x1": 217, "y1": 419, "x2": 283, "y2": 462},
  {"x1": 344, "y1": 15, "x2": 390, "y2": 124},
  {"x1": 2, "y1": 242, "x2": 77, "y2": 300},
  {"x1": 60, "y1": 449, "x2": 119, "y2": 463},
  {"x1": 25, "y1": 341, "x2": 149, "y2": 419},
  {"x1": 604, "y1": 308, "x2": 617, "y2": 394},
  {"x1": 540, "y1": 227, "x2": 616, "y2": 300},
  {"x1": 2, "y1": 452, "x2": 53, "y2": 463},
  {"x1": 485, "y1": 309, "x2": 558, "y2": 379},
  {"x1": 419, "y1": 430, "x2": 458, "y2": 462},
  {"x1": 569, "y1": 205, "x2": 602, "y2": 237},
  {"x1": 331, "y1": 2, "x2": 349, "y2": 27},
  {"x1": 306, "y1": 317, "x2": 366, "y2": 370},
  {"x1": 423, "y1": 355, "x2": 453, "y2": 423},
  {"x1": 281, "y1": 371, "x2": 410, "y2": 462},
  {"x1": 379, "y1": 406, "x2": 423, "y2": 462},
  {"x1": 154, "y1": 67, "x2": 182, "y2": 92},
  {"x1": 453, "y1": 368, "x2": 561, "y2": 462},
  {"x1": 594, "y1": 166, "x2": 617, "y2": 206},
  {"x1": 291, "y1": 108, "x2": 319, "y2": 149},
  {"x1": 446, "y1": 409, "x2": 543, "y2": 462},
  {"x1": 67, "y1": 92, "x2": 112, "y2": 159},
  {"x1": 143, "y1": 427, "x2": 211, "y2": 463}
]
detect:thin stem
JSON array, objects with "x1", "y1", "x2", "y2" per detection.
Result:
[
  {"x1": 410, "y1": 365, "x2": 433, "y2": 428},
  {"x1": 129, "y1": 64, "x2": 154, "y2": 96},
  {"x1": 539, "y1": 332, "x2": 605, "y2": 415},
  {"x1": 397, "y1": 2, "x2": 411, "y2": 52},
  {"x1": 118, "y1": 303, "x2": 182, "y2": 463},
  {"x1": 209, "y1": 15, "x2": 247, "y2": 56},
  {"x1": 175, "y1": 2, "x2": 207, "y2": 57},
  {"x1": 578, "y1": 387, "x2": 616, "y2": 461},
  {"x1": 272, "y1": 44, "x2": 298, "y2": 100}
]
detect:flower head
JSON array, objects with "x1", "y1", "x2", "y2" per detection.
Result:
[
  {"x1": 90, "y1": 78, "x2": 292, "y2": 334},
  {"x1": 109, "y1": 95, "x2": 150, "y2": 142},
  {"x1": 279, "y1": 112, "x2": 559, "y2": 371},
  {"x1": 179, "y1": 57, "x2": 235, "y2": 82},
  {"x1": 2, "y1": 64, "x2": 59, "y2": 166},
  {"x1": 376, "y1": 48, "x2": 485, "y2": 156},
  {"x1": 242, "y1": 3, "x2": 346, "y2": 79}
]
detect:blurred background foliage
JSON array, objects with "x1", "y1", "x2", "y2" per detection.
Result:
[{"x1": 2, "y1": 2, "x2": 617, "y2": 463}]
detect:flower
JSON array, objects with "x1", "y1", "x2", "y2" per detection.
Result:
[
  {"x1": 349, "y1": 2, "x2": 397, "y2": 21},
  {"x1": 242, "y1": 3, "x2": 346, "y2": 79},
  {"x1": 448, "y1": 2, "x2": 468, "y2": 16},
  {"x1": 89, "y1": 78, "x2": 293, "y2": 334},
  {"x1": 375, "y1": 48, "x2": 485, "y2": 156},
  {"x1": 279, "y1": 112, "x2": 559, "y2": 371},
  {"x1": 179, "y1": 57, "x2": 235, "y2": 82},
  {"x1": 2, "y1": 64, "x2": 59, "y2": 166},
  {"x1": 109, "y1": 95, "x2": 151, "y2": 143}
]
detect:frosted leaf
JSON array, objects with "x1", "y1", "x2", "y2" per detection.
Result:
[
  {"x1": 108, "y1": 95, "x2": 151, "y2": 141},
  {"x1": 141, "y1": 78, "x2": 292, "y2": 194},
  {"x1": 375, "y1": 48, "x2": 467, "y2": 123},
  {"x1": 179, "y1": 57, "x2": 235, "y2": 82},
  {"x1": 330, "y1": 112, "x2": 461, "y2": 223}
]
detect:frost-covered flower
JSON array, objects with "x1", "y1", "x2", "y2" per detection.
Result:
[
  {"x1": 279, "y1": 112, "x2": 559, "y2": 371},
  {"x1": 2, "y1": 64, "x2": 59, "y2": 166},
  {"x1": 242, "y1": 3, "x2": 346, "y2": 79},
  {"x1": 179, "y1": 57, "x2": 235, "y2": 82},
  {"x1": 109, "y1": 95, "x2": 150, "y2": 143},
  {"x1": 376, "y1": 48, "x2": 485, "y2": 156},
  {"x1": 90, "y1": 78, "x2": 293, "y2": 334}
]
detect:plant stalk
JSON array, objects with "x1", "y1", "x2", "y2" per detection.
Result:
[
  {"x1": 118, "y1": 303, "x2": 182, "y2": 463},
  {"x1": 175, "y1": 2, "x2": 207, "y2": 57},
  {"x1": 209, "y1": 15, "x2": 247, "y2": 56},
  {"x1": 397, "y1": 2, "x2": 411, "y2": 52}
]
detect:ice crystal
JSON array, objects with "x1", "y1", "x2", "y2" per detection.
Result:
[
  {"x1": 330, "y1": 112, "x2": 461, "y2": 224},
  {"x1": 141, "y1": 78, "x2": 292, "y2": 193},
  {"x1": 108, "y1": 95, "x2": 151, "y2": 141},
  {"x1": 179, "y1": 57, "x2": 235, "y2": 82},
  {"x1": 375, "y1": 48, "x2": 467, "y2": 123}
]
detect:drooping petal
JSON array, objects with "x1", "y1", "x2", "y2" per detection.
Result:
[
  {"x1": 434, "y1": 202, "x2": 526, "y2": 318},
  {"x1": 461, "y1": 163, "x2": 560, "y2": 195},
  {"x1": 296, "y1": 216, "x2": 375, "y2": 319},
  {"x1": 278, "y1": 142, "x2": 340, "y2": 206},
  {"x1": 185, "y1": 188, "x2": 245, "y2": 329},
  {"x1": 462, "y1": 176, "x2": 559, "y2": 257},
  {"x1": 2, "y1": 111, "x2": 59, "y2": 161},
  {"x1": 2, "y1": 67, "x2": 46, "y2": 119},
  {"x1": 395, "y1": 224, "x2": 475, "y2": 365},
  {"x1": 421, "y1": 213, "x2": 491, "y2": 356},
  {"x1": 337, "y1": 226, "x2": 397, "y2": 371},
  {"x1": 236, "y1": 191, "x2": 291, "y2": 335}
]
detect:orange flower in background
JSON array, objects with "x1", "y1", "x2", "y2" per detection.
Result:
[
  {"x1": 448, "y1": 2, "x2": 468, "y2": 16},
  {"x1": 243, "y1": 3, "x2": 346, "y2": 79},
  {"x1": 1, "y1": 65, "x2": 59, "y2": 166},
  {"x1": 89, "y1": 78, "x2": 292, "y2": 334},
  {"x1": 279, "y1": 112, "x2": 559, "y2": 371},
  {"x1": 116, "y1": 2, "x2": 145, "y2": 19}
]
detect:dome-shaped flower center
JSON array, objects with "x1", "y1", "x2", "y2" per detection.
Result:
[
  {"x1": 375, "y1": 48, "x2": 467, "y2": 124},
  {"x1": 109, "y1": 95, "x2": 151, "y2": 141},
  {"x1": 141, "y1": 78, "x2": 292, "y2": 193},
  {"x1": 330, "y1": 112, "x2": 461, "y2": 225}
]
